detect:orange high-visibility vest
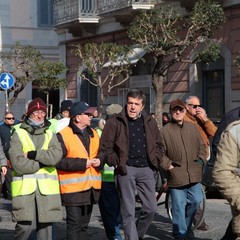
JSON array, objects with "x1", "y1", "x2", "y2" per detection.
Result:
[{"x1": 58, "y1": 126, "x2": 101, "y2": 194}]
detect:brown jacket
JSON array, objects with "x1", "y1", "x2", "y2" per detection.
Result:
[
  {"x1": 160, "y1": 120, "x2": 206, "y2": 187},
  {"x1": 99, "y1": 108, "x2": 167, "y2": 175},
  {"x1": 184, "y1": 112, "x2": 217, "y2": 159}
]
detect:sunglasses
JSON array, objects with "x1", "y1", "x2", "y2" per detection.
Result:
[
  {"x1": 188, "y1": 104, "x2": 202, "y2": 109},
  {"x1": 171, "y1": 107, "x2": 185, "y2": 113},
  {"x1": 5, "y1": 117, "x2": 15, "y2": 120}
]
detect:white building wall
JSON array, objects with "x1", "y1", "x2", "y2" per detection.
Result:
[{"x1": 0, "y1": 0, "x2": 59, "y2": 120}]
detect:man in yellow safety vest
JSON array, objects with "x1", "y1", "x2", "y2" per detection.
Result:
[{"x1": 9, "y1": 97, "x2": 63, "y2": 240}]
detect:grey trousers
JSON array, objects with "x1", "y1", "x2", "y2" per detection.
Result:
[
  {"x1": 14, "y1": 201, "x2": 52, "y2": 240},
  {"x1": 116, "y1": 166, "x2": 157, "y2": 240}
]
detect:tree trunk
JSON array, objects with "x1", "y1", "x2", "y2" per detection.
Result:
[
  {"x1": 152, "y1": 74, "x2": 164, "y2": 130},
  {"x1": 98, "y1": 87, "x2": 105, "y2": 118}
]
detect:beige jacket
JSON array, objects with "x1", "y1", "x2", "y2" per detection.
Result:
[{"x1": 213, "y1": 119, "x2": 240, "y2": 237}]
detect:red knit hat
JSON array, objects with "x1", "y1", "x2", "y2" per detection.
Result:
[{"x1": 27, "y1": 97, "x2": 47, "y2": 116}]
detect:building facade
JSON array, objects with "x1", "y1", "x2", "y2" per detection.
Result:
[
  {"x1": 54, "y1": 0, "x2": 240, "y2": 120},
  {"x1": 0, "y1": 0, "x2": 59, "y2": 119}
]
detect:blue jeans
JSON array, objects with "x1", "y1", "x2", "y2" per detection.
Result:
[
  {"x1": 169, "y1": 183, "x2": 203, "y2": 239},
  {"x1": 99, "y1": 181, "x2": 122, "y2": 240}
]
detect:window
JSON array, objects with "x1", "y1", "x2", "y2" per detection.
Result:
[
  {"x1": 80, "y1": 74, "x2": 98, "y2": 107},
  {"x1": 38, "y1": 0, "x2": 53, "y2": 27},
  {"x1": 118, "y1": 88, "x2": 129, "y2": 106},
  {"x1": 202, "y1": 69, "x2": 225, "y2": 119}
]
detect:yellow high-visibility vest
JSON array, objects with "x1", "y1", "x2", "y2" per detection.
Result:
[{"x1": 11, "y1": 128, "x2": 60, "y2": 197}]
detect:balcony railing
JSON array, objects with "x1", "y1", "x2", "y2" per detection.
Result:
[
  {"x1": 54, "y1": 0, "x2": 99, "y2": 26},
  {"x1": 54, "y1": 0, "x2": 162, "y2": 26}
]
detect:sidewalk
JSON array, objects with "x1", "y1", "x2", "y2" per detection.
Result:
[
  {"x1": 0, "y1": 196, "x2": 109, "y2": 240},
  {"x1": 0, "y1": 195, "x2": 172, "y2": 240},
  {"x1": 0, "y1": 195, "x2": 232, "y2": 240}
]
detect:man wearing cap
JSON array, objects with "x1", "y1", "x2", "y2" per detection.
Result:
[
  {"x1": 8, "y1": 97, "x2": 63, "y2": 240},
  {"x1": 56, "y1": 101, "x2": 103, "y2": 240},
  {"x1": 98, "y1": 104, "x2": 123, "y2": 240},
  {"x1": 160, "y1": 99, "x2": 206, "y2": 240},
  {"x1": 100, "y1": 89, "x2": 166, "y2": 240}
]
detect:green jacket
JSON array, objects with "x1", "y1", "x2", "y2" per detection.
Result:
[{"x1": 9, "y1": 119, "x2": 63, "y2": 223}]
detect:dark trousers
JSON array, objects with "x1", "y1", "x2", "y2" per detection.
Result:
[
  {"x1": 99, "y1": 181, "x2": 122, "y2": 240},
  {"x1": 2, "y1": 167, "x2": 12, "y2": 198},
  {"x1": 117, "y1": 166, "x2": 157, "y2": 240},
  {"x1": 65, "y1": 205, "x2": 93, "y2": 240}
]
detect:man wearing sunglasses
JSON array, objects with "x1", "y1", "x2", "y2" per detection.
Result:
[
  {"x1": 184, "y1": 96, "x2": 217, "y2": 231},
  {"x1": 185, "y1": 96, "x2": 217, "y2": 160},
  {"x1": 0, "y1": 112, "x2": 19, "y2": 199}
]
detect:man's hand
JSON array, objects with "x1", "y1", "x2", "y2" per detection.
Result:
[
  {"x1": 1, "y1": 166, "x2": 7, "y2": 175},
  {"x1": 86, "y1": 158, "x2": 100, "y2": 168},
  {"x1": 196, "y1": 107, "x2": 208, "y2": 122},
  {"x1": 90, "y1": 158, "x2": 100, "y2": 168},
  {"x1": 168, "y1": 165, "x2": 175, "y2": 170}
]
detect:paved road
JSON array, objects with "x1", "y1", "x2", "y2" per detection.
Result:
[{"x1": 0, "y1": 195, "x2": 231, "y2": 239}]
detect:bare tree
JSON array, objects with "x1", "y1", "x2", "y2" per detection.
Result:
[
  {"x1": 75, "y1": 42, "x2": 132, "y2": 115},
  {"x1": 128, "y1": 0, "x2": 225, "y2": 129},
  {"x1": 0, "y1": 42, "x2": 67, "y2": 111}
]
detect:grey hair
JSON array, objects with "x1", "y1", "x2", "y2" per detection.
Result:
[{"x1": 185, "y1": 96, "x2": 200, "y2": 104}]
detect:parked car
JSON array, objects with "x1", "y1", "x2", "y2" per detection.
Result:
[{"x1": 202, "y1": 120, "x2": 223, "y2": 198}]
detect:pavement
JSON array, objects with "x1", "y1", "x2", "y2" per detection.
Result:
[{"x1": 0, "y1": 194, "x2": 232, "y2": 240}]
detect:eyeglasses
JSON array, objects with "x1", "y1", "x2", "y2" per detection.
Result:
[
  {"x1": 188, "y1": 104, "x2": 202, "y2": 109},
  {"x1": 32, "y1": 111, "x2": 46, "y2": 116},
  {"x1": 5, "y1": 117, "x2": 15, "y2": 120}
]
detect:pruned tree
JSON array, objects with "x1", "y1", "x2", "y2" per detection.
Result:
[
  {"x1": 75, "y1": 42, "x2": 132, "y2": 115},
  {"x1": 0, "y1": 42, "x2": 42, "y2": 106},
  {"x1": 128, "y1": 0, "x2": 225, "y2": 129},
  {"x1": 0, "y1": 42, "x2": 67, "y2": 113}
]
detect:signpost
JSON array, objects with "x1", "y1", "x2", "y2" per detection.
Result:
[{"x1": 0, "y1": 73, "x2": 15, "y2": 112}]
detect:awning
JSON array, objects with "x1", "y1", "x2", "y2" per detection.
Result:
[{"x1": 103, "y1": 47, "x2": 147, "y2": 68}]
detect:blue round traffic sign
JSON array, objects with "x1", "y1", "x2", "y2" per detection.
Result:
[{"x1": 0, "y1": 73, "x2": 15, "y2": 90}]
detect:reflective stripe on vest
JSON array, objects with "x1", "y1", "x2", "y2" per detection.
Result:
[
  {"x1": 58, "y1": 127, "x2": 101, "y2": 194},
  {"x1": 11, "y1": 128, "x2": 60, "y2": 197}
]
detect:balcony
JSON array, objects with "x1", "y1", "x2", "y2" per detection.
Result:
[
  {"x1": 54, "y1": 0, "x2": 99, "y2": 27},
  {"x1": 54, "y1": 0, "x2": 163, "y2": 27}
]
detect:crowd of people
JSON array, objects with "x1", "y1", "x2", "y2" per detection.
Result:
[{"x1": 0, "y1": 89, "x2": 238, "y2": 240}]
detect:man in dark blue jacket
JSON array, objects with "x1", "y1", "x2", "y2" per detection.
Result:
[{"x1": 0, "y1": 111, "x2": 19, "y2": 199}]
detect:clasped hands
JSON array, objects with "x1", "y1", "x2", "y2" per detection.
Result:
[{"x1": 86, "y1": 158, "x2": 100, "y2": 168}]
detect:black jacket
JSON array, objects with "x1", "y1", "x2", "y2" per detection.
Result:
[{"x1": 99, "y1": 107, "x2": 165, "y2": 175}]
